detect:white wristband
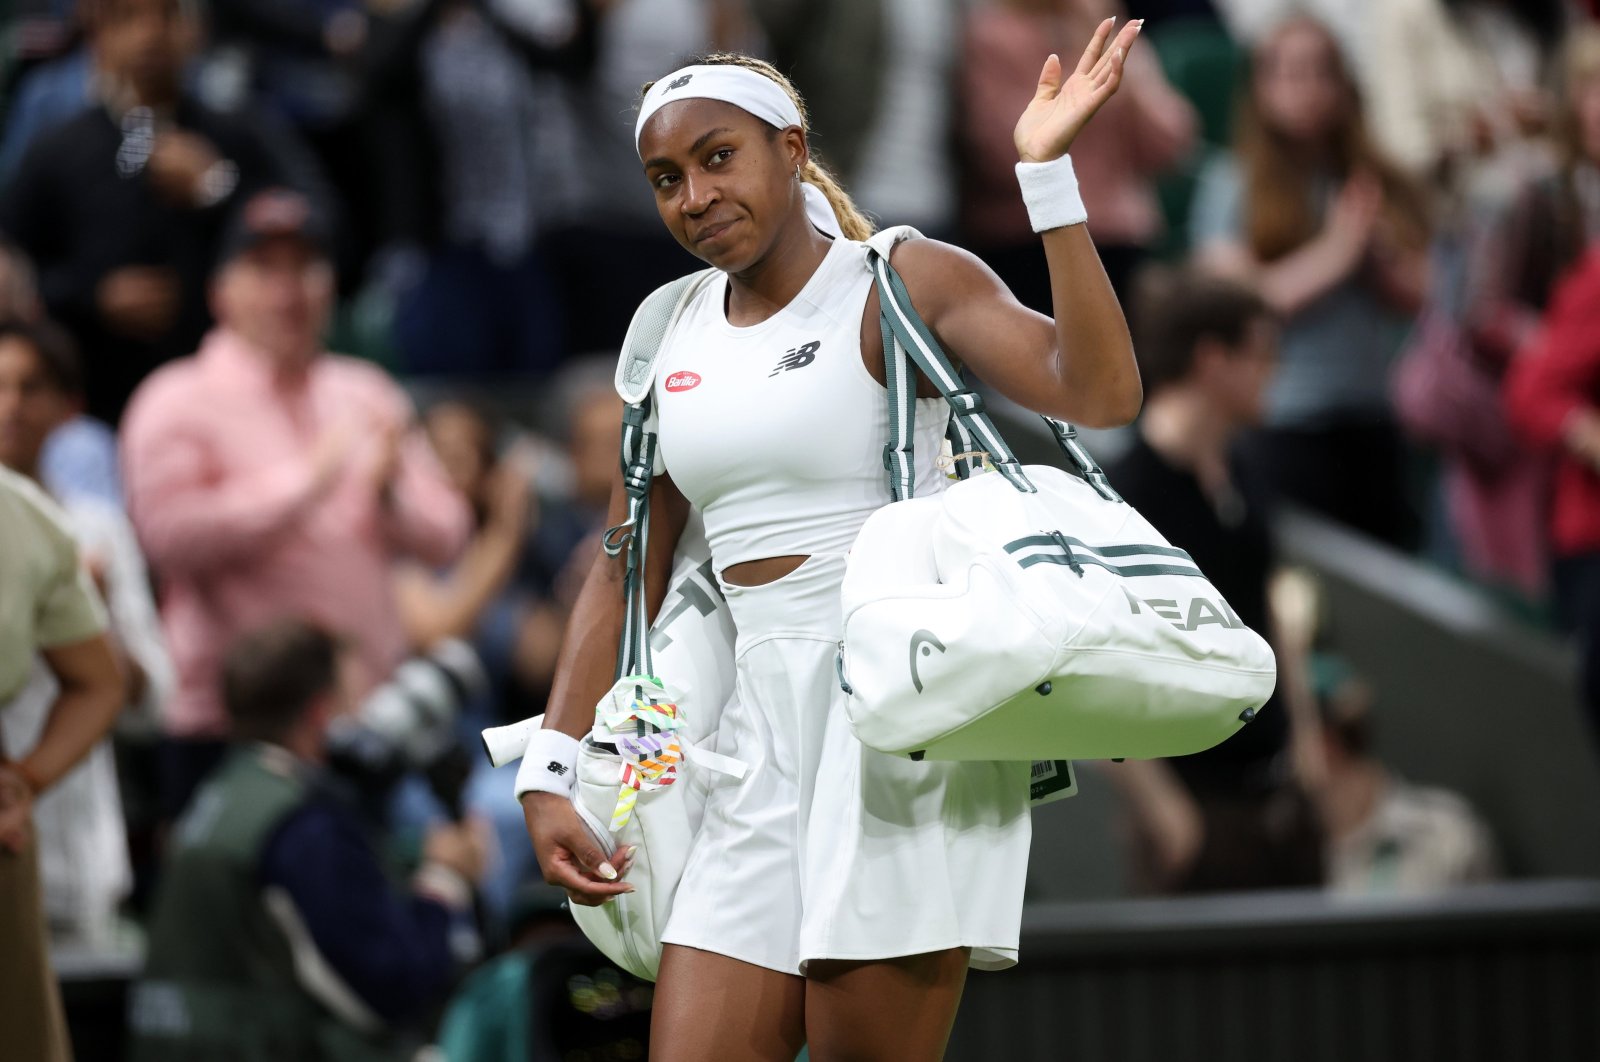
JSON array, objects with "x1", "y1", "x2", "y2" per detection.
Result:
[
  {"x1": 514, "y1": 728, "x2": 581, "y2": 800},
  {"x1": 1015, "y1": 154, "x2": 1088, "y2": 233}
]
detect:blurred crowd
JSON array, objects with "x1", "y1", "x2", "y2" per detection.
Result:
[{"x1": 2, "y1": 0, "x2": 1599, "y2": 1057}]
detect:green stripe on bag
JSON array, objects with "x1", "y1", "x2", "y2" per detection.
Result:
[
  {"x1": 1003, "y1": 534, "x2": 1196, "y2": 564},
  {"x1": 1015, "y1": 552, "x2": 1208, "y2": 579}
]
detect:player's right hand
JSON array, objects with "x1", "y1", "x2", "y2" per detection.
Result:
[{"x1": 521, "y1": 791, "x2": 635, "y2": 906}]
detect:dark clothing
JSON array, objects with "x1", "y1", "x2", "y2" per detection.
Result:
[
  {"x1": 0, "y1": 99, "x2": 326, "y2": 424},
  {"x1": 158, "y1": 734, "x2": 230, "y2": 822},
  {"x1": 260, "y1": 781, "x2": 461, "y2": 1023},
  {"x1": 1554, "y1": 553, "x2": 1600, "y2": 753},
  {"x1": 132, "y1": 745, "x2": 460, "y2": 1061},
  {"x1": 1107, "y1": 432, "x2": 1289, "y2": 795},
  {"x1": 750, "y1": 0, "x2": 886, "y2": 182},
  {"x1": 208, "y1": 0, "x2": 365, "y2": 129},
  {"x1": 1237, "y1": 417, "x2": 1420, "y2": 551},
  {"x1": 391, "y1": 240, "x2": 565, "y2": 379},
  {"x1": 1131, "y1": 786, "x2": 1325, "y2": 893},
  {"x1": 544, "y1": 224, "x2": 701, "y2": 356}
]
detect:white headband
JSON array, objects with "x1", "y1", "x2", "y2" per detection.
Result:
[{"x1": 634, "y1": 63, "x2": 843, "y2": 239}]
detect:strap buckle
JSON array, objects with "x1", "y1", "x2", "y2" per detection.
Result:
[{"x1": 946, "y1": 389, "x2": 986, "y2": 416}]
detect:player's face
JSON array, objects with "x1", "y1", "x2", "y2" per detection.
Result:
[{"x1": 640, "y1": 99, "x2": 798, "y2": 272}]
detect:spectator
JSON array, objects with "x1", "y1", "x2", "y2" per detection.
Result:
[
  {"x1": 0, "y1": 465, "x2": 125, "y2": 1062},
  {"x1": 0, "y1": 238, "x2": 125, "y2": 506},
  {"x1": 389, "y1": 0, "x2": 605, "y2": 378},
  {"x1": 1190, "y1": 14, "x2": 1430, "y2": 548},
  {"x1": 516, "y1": 366, "x2": 630, "y2": 679},
  {"x1": 0, "y1": 318, "x2": 174, "y2": 945},
  {"x1": 961, "y1": 0, "x2": 1198, "y2": 307},
  {"x1": 1470, "y1": 26, "x2": 1600, "y2": 361},
  {"x1": 754, "y1": 0, "x2": 964, "y2": 237},
  {"x1": 540, "y1": 0, "x2": 745, "y2": 355},
  {"x1": 1105, "y1": 267, "x2": 1324, "y2": 892},
  {"x1": 1398, "y1": 27, "x2": 1600, "y2": 598},
  {"x1": 394, "y1": 399, "x2": 535, "y2": 926},
  {"x1": 1212, "y1": 0, "x2": 1375, "y2": 81},
  {"x1": 128, "y1": 619, "x2": 487, "y2": 1062},
  {"x1": 0, "y1": 35, "x2": 93, "y2": 181},
  {"x1": 1311, "y1": 653, "x2": 1499, "y2": 893},
  {"x1": 1363, "y1": 0, "x2": 1564, "y2": 181},
  {"x1": 0, "y1": 0, "x2": 331, "y2": 426},
  {"x1": 396, "y1": 382, "x2": 619, "y2": 928},
  {"x1": 120, "y1": 187, "x2": 470, "y2": 817},
  {"x1": 1506, "y1": 246, "x2": 1600, "y2": 757}
]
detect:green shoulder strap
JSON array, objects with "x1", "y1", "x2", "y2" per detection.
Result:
[{"x1": 604, "y1": 269, "x2": 717, "y2": 680}]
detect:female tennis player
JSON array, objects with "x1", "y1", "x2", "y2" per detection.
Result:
[{"x1": 523, "y1": 18, "x2": 1145, "y2": 1061}]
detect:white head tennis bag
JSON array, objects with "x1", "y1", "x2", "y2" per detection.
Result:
[
  {"x1": 484, "y1": 269, "x2": 746, "y2": 983},
  {"x1": 838, "y1": 229, "x2": 1278, "y2": 762}
]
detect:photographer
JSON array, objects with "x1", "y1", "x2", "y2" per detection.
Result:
[{"x1": 130, "y1": 620, "x2": 487, "y2": 1062}]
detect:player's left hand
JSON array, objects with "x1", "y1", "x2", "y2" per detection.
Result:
[{"x1": 1014, "y1": 16, "x2": 1144, "y2": 163}]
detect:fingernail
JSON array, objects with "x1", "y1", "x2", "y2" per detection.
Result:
[
  {"x1": 598, "y1": 862, "x2": 618, "y2": 880},
  {"x1": 622, "y1": 884, "x2": 636, "y2": 893},
  {"x1": 626, "y1": 846, "x2": 638, "y2": 859}
]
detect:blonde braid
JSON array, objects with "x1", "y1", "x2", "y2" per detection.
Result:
[{"x1": 642, "y1": 52, "x2": 877, "y2": 241}]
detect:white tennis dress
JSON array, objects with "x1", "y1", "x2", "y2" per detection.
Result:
[{"x1": 653, "y1": 235, "x2": 1032, "y2": 975}]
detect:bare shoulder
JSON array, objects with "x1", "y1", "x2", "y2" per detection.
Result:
[{"x1": 884, "y1": 237, "x2": 1008, "y2": 313}]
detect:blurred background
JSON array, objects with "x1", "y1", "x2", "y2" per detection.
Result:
[{"x1": 3, "y1": 0, "x2": 1600, "y2": 1058}]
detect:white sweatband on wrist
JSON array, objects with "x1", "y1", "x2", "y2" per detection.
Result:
[
  {"x1": 514, "y1": 729, "x2": 581, "y2": 800},
  {"x1": 1015, "y1": 154, "x2": 1088, "y2": 233}
]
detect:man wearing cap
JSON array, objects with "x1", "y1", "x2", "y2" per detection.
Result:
[{"x1": 120, "y1": 187, "x2": 471, "y2": 815}]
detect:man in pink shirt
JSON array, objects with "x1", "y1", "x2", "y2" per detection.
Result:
[{"x1": 121, "y1": 188, "x2": 471, "y2": 812}]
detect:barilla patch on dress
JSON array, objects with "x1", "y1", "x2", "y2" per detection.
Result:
[{"x1": 665, "y1": 371, "x2": 702, "y2": 393}]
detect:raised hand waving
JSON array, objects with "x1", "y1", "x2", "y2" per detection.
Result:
[{"x1": 1014, "y1": 17, "x2": 1145, "y2": 164}]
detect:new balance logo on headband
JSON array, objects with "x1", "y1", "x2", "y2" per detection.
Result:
[
  {"x1": 770, "y1": 340, "x2": 820, "y2": 377},
  {"x1": 666, "y1": 73, "x2": 693, "y2": 92}
]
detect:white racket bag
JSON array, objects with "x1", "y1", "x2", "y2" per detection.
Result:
[{"x1": 566, "y1": 514, "x2": 742, "y2": 983}]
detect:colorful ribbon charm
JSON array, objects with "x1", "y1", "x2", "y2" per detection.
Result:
[{"x1": 597, "y1": 676, "x2": 686, "y2": 832}]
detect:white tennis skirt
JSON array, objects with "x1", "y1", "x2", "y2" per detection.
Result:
[{"x1": 659, "y1": 552, "x2": 1031, "y2": 975}]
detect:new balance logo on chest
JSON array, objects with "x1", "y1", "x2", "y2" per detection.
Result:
[{"x1": 769, "y1": 340, "x2": 820, "y2": 377}]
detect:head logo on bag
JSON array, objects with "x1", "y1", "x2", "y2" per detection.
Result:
[{"x1": 908, "y1": 630, "x2": 946, "y2": 693}]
